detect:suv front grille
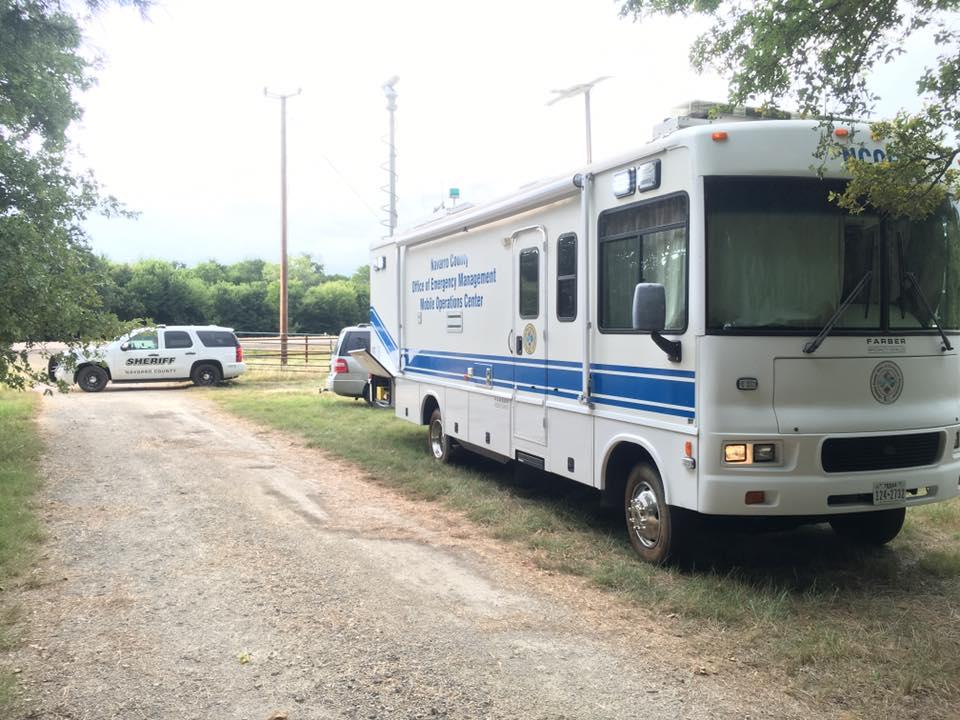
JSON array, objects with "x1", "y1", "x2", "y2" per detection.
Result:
[{"x1": 821, "y1": 432, "x2": 942, "y2": 473}]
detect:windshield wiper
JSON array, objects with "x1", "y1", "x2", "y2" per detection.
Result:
[
  {"x1": 803, "y1": 271, "x2": 873, "y2": 354},
  {"x1": 904, "y1": 271, "x2": 954, "y2": 351}
]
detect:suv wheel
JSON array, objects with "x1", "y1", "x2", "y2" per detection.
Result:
[
  {"x1": 191, "y1": 363, "x2": 222, "y2": 387},
  {"x1": 77, "y1": 365, "x2": 108, "y2": 393}
]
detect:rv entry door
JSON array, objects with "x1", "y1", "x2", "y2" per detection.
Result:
[{"x1": 512, "y1": 228, "x2": 547, "y2": 445}]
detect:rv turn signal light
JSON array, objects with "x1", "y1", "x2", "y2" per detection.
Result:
[
  {"x1": 711, "y1": 131, "x2": 728, "y2": 142},
  {"x1": 745, "y1": 491, "x2": 766, "y2": 505}
]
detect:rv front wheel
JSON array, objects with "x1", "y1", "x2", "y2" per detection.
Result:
[
  {"x1": 624, "y1": 463, "x2": 686, "y2": 564},
  {"x1": 428, "y1": 408, "x2": 455, "y2": 463},
  {"x1": 830, "y1": 507, "x2": 905, "y2": 545}
]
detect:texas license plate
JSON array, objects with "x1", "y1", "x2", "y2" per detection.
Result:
[{"x1": 873, "y1": 480, "x2": 906, "y2": 505}]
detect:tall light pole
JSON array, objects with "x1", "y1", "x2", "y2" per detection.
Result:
[
  {"x1": 264, "y1": 87, "x2": 301, "y2": 365},
  {"x1": 547, "y1": 76, "x2": 611, "y2": 164},
  {"x1": 382, "y1": 76, "x2": 399, "y2": 237}
]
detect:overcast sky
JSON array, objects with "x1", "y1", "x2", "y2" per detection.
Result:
[{"x1": 72, "y1": 1, "x2": 935, "y2": 276}]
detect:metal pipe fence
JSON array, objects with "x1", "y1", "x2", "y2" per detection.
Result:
[{"x1": 236, "y1": 332, "x2": 337, "y2": 373}]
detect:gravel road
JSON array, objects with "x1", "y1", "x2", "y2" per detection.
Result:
[{"x1": 4, "y1": 386, "x2": 810, "y2": 719}]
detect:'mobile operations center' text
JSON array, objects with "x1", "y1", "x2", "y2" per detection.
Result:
[{"x1": 411, "y1": 256, "x2": 497, "y2": 312}]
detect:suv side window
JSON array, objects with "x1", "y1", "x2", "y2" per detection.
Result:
[
  {"x1": 164, "y1": 331, "x2": 193, "y2": 349},
  {"x1": 339, "y1": 331, "x2": 370, "y2": 356},
  {"x1": 197, "y1": 331, "x2": 238, "y2": 347},
  {"x1": 128, "y1": 330, "x2": 159, "y2": 350}
]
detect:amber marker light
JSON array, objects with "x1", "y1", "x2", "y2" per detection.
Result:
[
  {"x1": 834, "y1": 127, "x2": 850, "y2": 138},
  {"x1": 745, "y1": 491, "x2": 766, "y2": 505},
  {"x1": 711, "y1": 131, "x2": 728, "y2": 142},
  {"x1": 684, "y1": 441, "x2": 693, "y2": 457}
]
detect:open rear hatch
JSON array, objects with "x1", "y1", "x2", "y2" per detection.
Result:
[{"x1": 349, "y1": 349, "x2": 393, "y2": 378}]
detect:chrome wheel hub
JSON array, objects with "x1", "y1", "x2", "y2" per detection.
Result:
[
  {"x1": 627, "y1": 481, "x2": 661, "y2": 548},
  {"x1": 429, "y1": 419, "x2": 444, "y2": 458}
]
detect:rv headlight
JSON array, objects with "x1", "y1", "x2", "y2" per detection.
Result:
[
  {"x1": 753, "y1": 443, "x2": 776, "y2": 463},
  {"x1": 723, "y1": 443, "x2": 748, "y2": 463}
]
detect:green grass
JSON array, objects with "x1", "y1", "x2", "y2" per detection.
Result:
[
  {"x1": 214, "y1": 377, "x2": 960, "y2": 719},
  {"x1": 0, "y1": 390, "x2": 43, "y2": 710}
]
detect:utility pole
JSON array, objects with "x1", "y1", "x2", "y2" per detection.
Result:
[
  {"x1": 382, "y1": 76, "x2": 399, "y2": 237},
  {"x1": 547, "y1": 76, "x2": 611, "y2": 164},
  {"x1": 264, "y1": 87, "x2": 301, "y2": 365}
]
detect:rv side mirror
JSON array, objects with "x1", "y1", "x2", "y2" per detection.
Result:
[
  {"x1": 632, "y1": 283, "x2": 666, "y2": 332},
  {"x1": 632, "y1": 283, "x2": 682, "y2": 363}
]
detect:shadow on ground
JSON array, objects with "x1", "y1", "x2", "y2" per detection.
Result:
[{"x1": 451, "y1": 447, "x2": 957, "y2": 598}]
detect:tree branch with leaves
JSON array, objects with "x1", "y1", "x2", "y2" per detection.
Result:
[
  {"x1": 0, "y1": 0, "x2": 147, "y2": 390},
  {"x1": 619, "y1": 0, "x2": 960, "y2": 217}
]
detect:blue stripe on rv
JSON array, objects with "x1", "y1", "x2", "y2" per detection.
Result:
[
  {"x1": 403, "y1": 349, "x2": 695, "y2": 418},
  {"x1": 369, "y1": 307, "x2": 398, "y2": 354}
]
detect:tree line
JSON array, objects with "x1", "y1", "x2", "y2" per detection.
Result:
[
  {"x1": 3, "y1": 0, "x2": 954, "y2": 390},
  {"x1": 91, "y1": 255, "x2": 370, "y2": 335}
]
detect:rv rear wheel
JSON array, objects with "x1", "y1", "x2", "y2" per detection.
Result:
[
  {"x1": 427, "y1": 408, "x2": 455, "y2": 463},
  {"x1": 624, "y1": 463, "x2": 688, "y2": 565},
  {"x1": 830, "y1": 507, "x2": 905, "y2": 545}
]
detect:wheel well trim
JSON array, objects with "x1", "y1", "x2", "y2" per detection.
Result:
[
  {"x1": 74, "y1": 361, "x2": 111, "y2": 381},
  {"x1": 420, "y1": 392, "x2": 441, "y2": 425},
  {"x1": 600, "y1": 434, "x2": 670, "y2": 503},
  {"x1": 191, "y1": 359, "x2": 223, "y2": 377}
]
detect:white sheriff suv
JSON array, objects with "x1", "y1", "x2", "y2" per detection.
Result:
[{"x1": 50, "y1": 325, "x2": 246, "y2": 392}]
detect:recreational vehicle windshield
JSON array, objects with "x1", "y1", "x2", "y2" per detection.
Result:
[{"x1": 367, "y1": 116, "x2": 960, "y2": 564}]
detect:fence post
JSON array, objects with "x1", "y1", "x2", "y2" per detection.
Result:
[{"x1": 305, "y1": 335, "x2": 309, "y2": 364}]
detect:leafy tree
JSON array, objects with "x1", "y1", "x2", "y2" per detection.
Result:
[
  {"x1": 208, "y1": 281, "x2": 273, "y2": 331},
  {"x1": 298, "y1": 280, "x2": 365, "y2": 334},
  {"x1": 226, "y1": 258, "x2": 268, "y2": 285},
  {"x1": 91, "y1": 254, "x2": 368, "y2": 336},
  {"x1": 190, "y1": 259, "x2": 228, "y2": 285},
  {"x1": 618, "y1": 0, "x2": 960, "y2": 218},
  {"x1": 123, "y1": 259, "x2": 210, "y2": 325},
  {"x1": 0, "y1": 0, "x2": 146, "y2": 389},
  {"x1": 351, "y1": 263, "x2": 370, "y2": 320},
  {"x1": 265, "y1": 253, "x2": 325, "y2": 326}
]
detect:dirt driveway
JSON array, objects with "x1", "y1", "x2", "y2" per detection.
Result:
[{"x1": 5, "y1": 386, "x2": 809, "y2": 719}]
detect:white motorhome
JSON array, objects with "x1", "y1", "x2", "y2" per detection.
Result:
[{"x1": 365, "y1": 106, "x2": 960, "y2": 563}]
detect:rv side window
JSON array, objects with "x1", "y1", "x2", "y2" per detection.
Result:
[
  {"x1": 598, "y1": 194, "x2": 688, "y2": 332},
  {"x1": 557, "y1": 234, "x2": 577, "y2": 321},
  {"x1": 519, "y1": 248, "x2": 539, "y2": 318}
]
